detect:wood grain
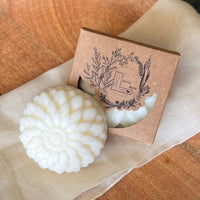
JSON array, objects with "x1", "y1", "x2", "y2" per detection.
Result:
[
  {"x1": 0, "y1": 7, "x2": 62, "y2": 93},
  {"x1": 0, "y1": 0, "x2": 199, "y2": 199},
  {"x1": 0, "y1": 0, "x2": 156, "y2": 94},
  {"x1": 98, "y1": 134, "x2": 200, "y2": 200}
]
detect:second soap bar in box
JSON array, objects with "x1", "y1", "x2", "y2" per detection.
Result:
[{"x1": 68, "y1": 28, "x2": 180, "y2": 144}]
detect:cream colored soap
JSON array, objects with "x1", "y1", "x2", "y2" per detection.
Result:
[
  {"x1": 19, "y1": 86, "x2": 107, "y2": 174},
  {"x1": 79, "y1": 79, "x2": 157, "y2": 127}
]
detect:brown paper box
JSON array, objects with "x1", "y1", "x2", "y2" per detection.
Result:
[{"x1": 68, "y1": 28, "x2": 180, "y2": 144}]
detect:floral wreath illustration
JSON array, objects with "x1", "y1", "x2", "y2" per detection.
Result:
[{"x1": 83, "y1": 47, "x2": 152, "y2": 109}]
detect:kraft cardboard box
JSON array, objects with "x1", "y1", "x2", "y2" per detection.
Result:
[{"x1": 68, "y1": 28, "x2": 180, "y2": 144}]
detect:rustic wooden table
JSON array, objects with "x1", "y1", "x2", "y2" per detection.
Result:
[{"x1": 0, "y1": 0, "x2": 199, "y2": 199}]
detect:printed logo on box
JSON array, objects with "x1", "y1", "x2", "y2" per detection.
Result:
[{"x1": 83, "y1": 47, "x2": 152, "y2": 110}]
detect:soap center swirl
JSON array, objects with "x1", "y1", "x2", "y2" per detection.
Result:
[
  {"x1": 48, "y1": 128, "x2": 65, "y2": 146},
  {"x1": 50, "y1": 133, "x2": 62, "y2": 145}
]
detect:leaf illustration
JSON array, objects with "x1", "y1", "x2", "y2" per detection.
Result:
[
  {"x1": 128, "y1": 52, "x2": 134, "y2": 62},
  {"x1": 90, "y1": 80, "x2": 97, "y2": 87},
  {"x1": 144, "y1": 70, "x2": 150, "y2": 86},
  {"x1": 85, "y1": 76, "x2": 92, "y2": 80},
  {"x1": 104, "y1": 83, "x2": 112, "y2": 90},
  {"x1": 92, "y1": 64, "x2": 98, "y2": 72},
  {"x1": 134, "y1": 56, "x2": 144, "y2": 76},
  {"x1": 107, "y1": 79, "x2": 113, "y2": 84},
  {"x1": 102, "y1": 66, "x2": 106, "y2": 74},
  {"x1": 103, "y1": 56, "x2": 107, "y2": 64},
  {"x1": 83, "y1": 47, "x2": 150, "y2": 110},
  {"x1": 87, "y1": 63, "x2": 90, "y2": 71},
  {"x1": 84, "y1": 69, "x2": 90, "y2": 76},
  {"x1": 109, "y1": 66, "x2": 117, "y2": 71},
  {"x1": 91, "y1": 70, "x2": 97, "y2": 77},
  {"x1": 92, "y1": 58, "x2": 97, "y2": 65}
]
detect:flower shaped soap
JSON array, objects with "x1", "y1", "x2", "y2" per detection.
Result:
[
  {"x1": 79, "y1": 79, "x2": 157, "y2": 128},
  {"x1": 19, "y1": 86, "x2": 107, "y2": 174}
]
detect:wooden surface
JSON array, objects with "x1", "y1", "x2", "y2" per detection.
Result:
[
  {"x1": 0, "y1": 0, "x2": 156, "y2": 94},
  {"x1": 98, "y1": 134, "x2": 200, "y2": 200},
  {"x1": 0, "y1": 0, "x2": 199, "y2": 199}
]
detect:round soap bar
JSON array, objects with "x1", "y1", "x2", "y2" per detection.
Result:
[
  {"x1": 79, "y1": 79, "x2": 157, "y2": 128},
  {"x1": 19, "y1": 86, "x2": 107, "y2": 174},
  {"x1": 106, "y1": 94, "x2": 156, "y2": 128}
]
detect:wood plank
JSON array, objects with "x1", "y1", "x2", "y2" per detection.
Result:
[
  {"x1": 0, "y1": 0, "x2": 156, "y2": 94},
  {"x1": 98, "y1": 134, "x2": 200, "y2": 200},
  {"x1": 0, "y1": 7, "x2": 62, "y2": 93}
]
